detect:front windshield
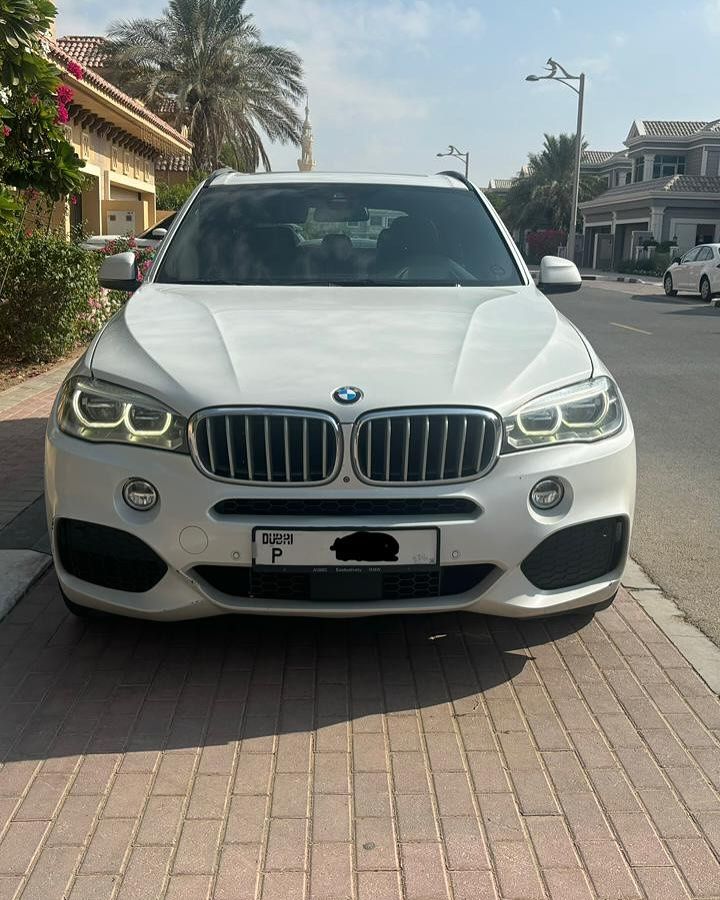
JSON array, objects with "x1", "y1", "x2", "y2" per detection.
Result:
[{"x1": 155, "y1": 182, "x2": 523, "y2": 287}]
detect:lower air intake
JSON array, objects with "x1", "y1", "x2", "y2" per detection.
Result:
[
  {"x1": 56, "y1": 519, "x2": 167, "y2": 593},
  {"x1": 192, "y1": 564, "x2": 496, "y2": 602},
  {"x1": 521, "y1": 517, "x2": 627, "y2": 590}
]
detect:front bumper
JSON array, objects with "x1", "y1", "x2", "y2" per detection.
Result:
[{"x1": 45, "y1": 416, "x2": 636, "y2": 620}]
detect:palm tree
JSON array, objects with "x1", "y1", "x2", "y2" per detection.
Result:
[
  {"x1": 106, "y1": 0, "x2": 305, "y2": 173},
  {"x1": 503, "y1": 133, "x2": 606, "y2": 233}
]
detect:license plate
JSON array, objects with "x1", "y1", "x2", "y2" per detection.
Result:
[{"x1": 253, "y1": 527, "x2": 439, "y2": 572}]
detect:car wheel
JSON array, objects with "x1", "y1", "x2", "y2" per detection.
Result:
[
  {"x1": 664, "y1": 273, "x2": 677, "y2": 296},
  {"x1": 60, "y1": 584, "x2": 109, "y2": 620},
  {"x1": 700, "y1": 276, "x2": 712, "y2": 302}
]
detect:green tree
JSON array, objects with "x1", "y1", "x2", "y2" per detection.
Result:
[
  {"x1": 502, "y1": 134, "x2": 606, "y2": 233},
  {"x1": 156, "y1": 171, "x2": 205, "y2": 211},
  {"x1": 0, "y1": 0, "x2": 86, "y2": 230},
  {"x1": 106, "y1": 0, "x2": 305, "y2": 174}
]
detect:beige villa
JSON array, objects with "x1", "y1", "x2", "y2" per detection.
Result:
[{"x1": 46, "y1": 36, "x2": 192, "y2": 236}]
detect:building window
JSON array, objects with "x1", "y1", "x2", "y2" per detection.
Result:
[
  {"x1": 652, "y1": 155, "x2": 685, "y2": 178},
  {"x1": 625, "y1": 171, "x2": 632, "y2": 185},
  {"x1": 633, "y1": 158, "x2": 644, "y2": 182}
]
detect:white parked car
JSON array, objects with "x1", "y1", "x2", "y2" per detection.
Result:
[
  {"x1": 79, "y1": 213, "x2": 176, "y2": 253},
  {"x1": 663, "y1": 243, "x2": 720, "y2": 301},
  {"x1": 46, "y1": 171, "x2": 636, "y2": 621}
]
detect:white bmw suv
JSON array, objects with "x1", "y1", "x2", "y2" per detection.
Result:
[{"x1": 46, "y1": 171, "x2": 636, "y2": 621}]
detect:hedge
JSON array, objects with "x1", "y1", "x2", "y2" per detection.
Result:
[
  {"x1": 0, "y1": 231, "x2": 117, "y2": 363},
  {"x1": 616, "y1": 253, "x2": 670, "y2": 277}
]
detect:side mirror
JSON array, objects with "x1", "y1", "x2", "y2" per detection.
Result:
[
  {"x1": 672, "y1": 256, "x2": 682, "y2": 265},
  {"x1": 537, "y1": 255, "x2": 582, "y2": 294},
  {"x1": 99, "y1": 251, "x2": 140, "y2": 292},
  {"x1": 151, "y1": 227, "x2": 168, "y2": 240}
]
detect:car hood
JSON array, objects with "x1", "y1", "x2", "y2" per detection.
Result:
[{"x1": 90, "y1": 284, "x2": 593, "y2": 419}]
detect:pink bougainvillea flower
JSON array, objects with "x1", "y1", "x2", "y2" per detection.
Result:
[
  {"x1": 57, "y1": 85, "x2": 74, "y2": 104},
  {"x1": 30, "y1": 94, "x2": 39, "y2": 105},
  {"x1": 70, "y1": 195, "x2": 78, "y2": 205},
  {"x1": 56, "y1": 104, "x2": 69, "y2": 124},
  {"x1": 2, "y1": 125, "x2": 10, "y2": 138},
  {"x1": 66, "y1": 61, "x2": 84, "y2": 80}
]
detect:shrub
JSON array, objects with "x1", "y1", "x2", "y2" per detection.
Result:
[
  {"x1": 156, "y1": 174, "x2": 204, "y2": 211},
  {"x1": 525, "y1": 229, "x2": 567, "y2": 264},
  {"x1": 616, "y1": 253, "x2": 669, "y2": 277},
  {"x1": 0, "y1": 231, "x2": 100, "y2": 362}
]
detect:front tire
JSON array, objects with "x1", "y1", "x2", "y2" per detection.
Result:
[
  {"x1": 700, "y1": 276, "x2": 712, "y2": 302},
  {"x1": 664, "y1": 273, "x2": 677, "y2": 296}
]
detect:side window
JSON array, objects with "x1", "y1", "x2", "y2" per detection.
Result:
[
  {"x1": 682, "y1": 248, "x2": 700, "y2": 264},
  {"x1": 697, "y1": 246, "x2": 713, "y2": 261}
]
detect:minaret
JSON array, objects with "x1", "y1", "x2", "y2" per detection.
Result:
[{"x1": 298, "y1": 100, "x2": 316, "y2": 172}]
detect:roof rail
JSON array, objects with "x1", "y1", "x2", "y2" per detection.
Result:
[
  {"x1": 437, "y1": 169, "x2": 473, "y2": 190},
  {"x1": 205, "y1": 167, "x2": 235, "y2": 186}
]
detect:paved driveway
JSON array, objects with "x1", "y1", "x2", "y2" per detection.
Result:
[
  {"x1": 1, "y1": 575, "x2": 719, "y2": 899},
  {"x1": 1, "y1": 363, "x2": 720, "y2": 899}
]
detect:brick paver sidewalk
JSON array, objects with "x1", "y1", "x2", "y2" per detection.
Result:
[
  {"x1": 0, "y1": 361, "x2": 75, "y2": 531},
  {"x1": 1, "y1": 365, "x2": 720, "y2": 899},
  {"x1": 0, "y1": 578, "x2": 719, "y2": 899}
]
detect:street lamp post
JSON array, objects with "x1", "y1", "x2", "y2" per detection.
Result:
[
  {"x1": 526, "y1": 59, "x2": 585, "y2": 262},
  {"x1": 436, "y1": 145, "x2": 470, "y2": 179}
]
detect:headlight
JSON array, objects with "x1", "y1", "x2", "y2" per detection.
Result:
[
  {"x1": 58, "y1": 377, "x2": 188, "y2": 452},
  {"x1": 503, "y1": 376, "x2": 623, "y2": 451}
]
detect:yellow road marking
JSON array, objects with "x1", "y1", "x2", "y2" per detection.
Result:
[{"x1": 610, "y1": 322, "x2": 652, "y2": 335}]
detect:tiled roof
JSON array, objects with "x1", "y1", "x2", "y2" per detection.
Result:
[
  {"x1": 694, "y1": 119, "x2": 720, "y2": 135},
  {"x1": 156, "y1": 155, "x2": 192, "y2": 172},
  {"x1": 486, "y1": 178, "x2": 514, "y2": 190},
  {"x1": 664, "y1": 174, "x2": 720, "y2": 192},
  {"x1": 57, "y1": 35, "x2": 109, "y2": 70},
  {"x1": 582, "y1": 150, "x2": 615, "y2": 165},
  {"x1": 47, "y1": 39, "x2": 192, "y2": 152},
  {"x1": 639, "y1": 120, "x2": 708, "y2": 137},
  {"x1": 581, "y1": 174, "x2": 720, "y2": 205},
  {"x1": 58, "y1": 36, "x2": 184, "y2": 129}
]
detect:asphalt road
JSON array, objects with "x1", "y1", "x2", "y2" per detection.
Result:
[{"x1": 552, "y1": 280, "x2": 720, "y2": 645}]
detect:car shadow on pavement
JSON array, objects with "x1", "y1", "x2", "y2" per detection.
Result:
[
  {"x1": 667, "y1": 305, "x2": 720, "y2": 317},
  {"x1": 626, "y1": 292, "x2": 720, "y2": 317},
  {"x1": 0, "y1": 573, "x2": 596, "y2": 763}
]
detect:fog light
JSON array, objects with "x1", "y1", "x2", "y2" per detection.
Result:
[
  {"x1": 122, "y1": 478, "x2": 158, "y2": 511},
  {"x1": 530, "y1": 478, "x2": 564, "y2": 510}
]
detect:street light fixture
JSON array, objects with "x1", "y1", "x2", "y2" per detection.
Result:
[
  {"x1": 436, "y1": 145, "x2": 470, "y2": 179},
  {"x1": 525, "y1": 58, "x2": 585, "y2": 262}
]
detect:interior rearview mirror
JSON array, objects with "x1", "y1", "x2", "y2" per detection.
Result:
[
  {"x1": 99, "y1": 251, "x2": 140, "y2": 292},
  {"x1": 537, "y1": 255, "x2": 582, "y2": 294}
]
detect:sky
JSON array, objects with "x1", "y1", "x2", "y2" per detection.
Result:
[{"x1": 56, "y1": 0, "x2": 720, "y2": 184}]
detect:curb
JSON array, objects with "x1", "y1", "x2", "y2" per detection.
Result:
[
  {"x1": 0, "y1": 549, "x2": 52, "y2": 622},
  {"x1": 622, "y1": 557, "x2": 720, "y2": 694}
]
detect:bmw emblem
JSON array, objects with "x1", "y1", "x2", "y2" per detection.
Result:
[{"x1": 333, "y1": 386, "x2": 363, "y2": 404}]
